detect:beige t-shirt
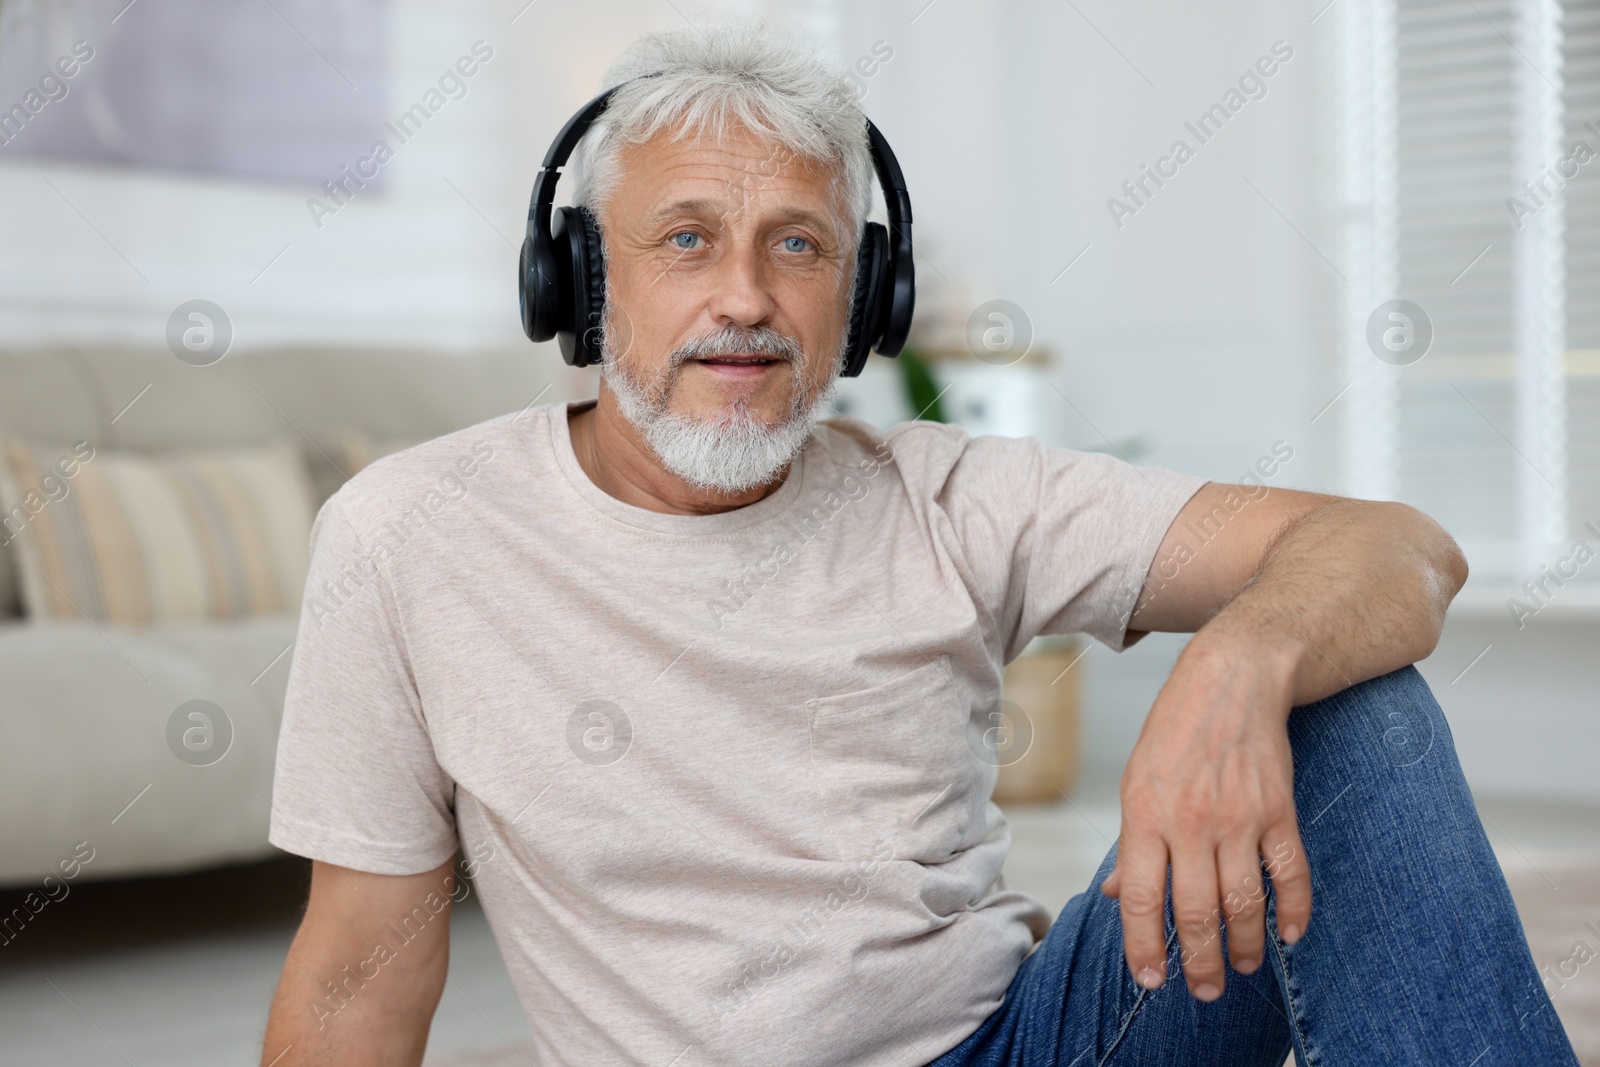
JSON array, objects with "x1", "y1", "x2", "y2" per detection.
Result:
[{"x1": 268, "y1": 398, "x2": 1207, "y2": 1066}]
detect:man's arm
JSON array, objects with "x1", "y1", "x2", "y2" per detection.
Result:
[
  {"x1": 1098, "y1": 481, "x2": 1468, "y2": 1001},
  {"x1": 1123, "y1": 482, "x2": 1467, "y2": 697},
  {"x1": 260, "y1": 857, "x2": 456, "y2": 1067}
]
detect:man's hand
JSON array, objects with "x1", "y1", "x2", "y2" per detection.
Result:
[
  {"x1": 1101, "y1": 483, "x2": 1468, "y2": 999},
  {"x1": 1101, "y1": 620, "x2": 1310, "y2": 999}
]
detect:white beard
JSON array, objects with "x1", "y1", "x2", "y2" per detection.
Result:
[{"x1": 600, "y1": 317, "x2": 843, "y2": 495}]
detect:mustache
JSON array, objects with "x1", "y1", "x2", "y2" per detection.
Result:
[{"x1": 669, "y1": 324, "x2": 805, "y2": 366}]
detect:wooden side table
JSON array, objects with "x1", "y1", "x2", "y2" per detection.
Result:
[{"x1": 992, "y1": 635, "x2": 1084, "y2": 804}]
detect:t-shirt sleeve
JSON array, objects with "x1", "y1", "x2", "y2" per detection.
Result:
[
  {"x1": 267, "y1": 492, "x2": 459, "y2": 875},
  {"x1": 934, "y1": 429, "x2": 1209, "y2": 661}
]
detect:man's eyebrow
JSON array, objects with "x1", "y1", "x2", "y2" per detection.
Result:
[{"x1": 644, "y1": 197, "x2": 840, "y2": 236}]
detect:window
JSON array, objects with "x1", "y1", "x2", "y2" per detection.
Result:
[{"x1": 1335, "y1": 0, "x2": 1599, "y2": 585}]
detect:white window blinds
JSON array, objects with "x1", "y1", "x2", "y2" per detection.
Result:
[
  {"x1": 1565, "y1": 1, "x2": 1600, "y2": 546},
  {"x1": 1338, "y1": 0, "x2": 1596, "y2": 582}
]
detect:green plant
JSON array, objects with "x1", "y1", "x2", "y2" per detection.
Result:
[{"x1": 895, "y1": 344, "x2": 946, "y2": 423}]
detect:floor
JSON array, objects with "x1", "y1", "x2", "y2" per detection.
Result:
[{"x1": 2, "y1": 782, "x2": 1596, "y2": 1066}]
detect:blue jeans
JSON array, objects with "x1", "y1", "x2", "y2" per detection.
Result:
[{"x1": 929, "y1": 665, "x2": 1579, "y2": 1066}]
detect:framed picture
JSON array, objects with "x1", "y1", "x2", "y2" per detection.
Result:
[{"x1": 0, "y1": 0, "x2": 388, "y2": 187}]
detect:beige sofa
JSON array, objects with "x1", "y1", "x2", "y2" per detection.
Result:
[{"x1": 0, "y1": 344, "x2": 565, "y2": 887}]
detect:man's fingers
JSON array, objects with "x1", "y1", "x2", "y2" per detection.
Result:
[
  {"x1": 1115, "y1": 838, "x2": 1170, "y2": 990},
  {"x1": 1101, "y1": 866, "x2": 1121, "y2": 898},
  {"x1": 1217, "y1": 842, "x2": 1268, "y2": 975},
  {"x1": 1263, "y1": 821, "x2": 1311, "y2": 945},
  {"x1": 1170, "y1": 849, "x2": 1226, "y2": 1001}
]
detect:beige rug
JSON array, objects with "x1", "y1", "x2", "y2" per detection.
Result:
[
  {"x1": 1503, "y1": 858, "x2": 1600, "y2": 1065},
  {"x1": 427, "y1": 861, "x2": 1600, "y2": 1067}
]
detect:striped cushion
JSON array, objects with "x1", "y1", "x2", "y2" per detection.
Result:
[{"x1": 0, "y1": 435, "x2": 316, "y2": 624}]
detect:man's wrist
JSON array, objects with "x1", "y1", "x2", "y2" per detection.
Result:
[{"x1": 1185, "y1": 593, "x2": 1310, "y2": 712}]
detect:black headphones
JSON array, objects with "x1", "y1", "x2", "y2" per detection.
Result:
[{"x1": 518, "y1": 77, "x2": 915, "y2": 377}]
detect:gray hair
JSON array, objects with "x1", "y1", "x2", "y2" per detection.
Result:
[{"x1": 569, "y1": 17, "x2": 875, "y2": 253}]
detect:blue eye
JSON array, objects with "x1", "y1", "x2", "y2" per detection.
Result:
[
  {"x1": 672, "y1": 232, "x2": 700, "y2": 249},
  {"x1": 783, "y1": 236, "x2": 810, "y2": 253}
]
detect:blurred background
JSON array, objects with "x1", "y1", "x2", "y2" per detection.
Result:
[{"x1": 0, "y1": 0, "x2": 1596, "y2": 1063}]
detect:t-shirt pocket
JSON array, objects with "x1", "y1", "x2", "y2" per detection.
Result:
[{"x1": 806, "y1": 654, "x2": 982, "y2": 865}]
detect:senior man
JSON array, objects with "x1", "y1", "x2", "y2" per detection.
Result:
[{"x1": 260, "y1": 18, "x2": 1576, "y2": 1067}]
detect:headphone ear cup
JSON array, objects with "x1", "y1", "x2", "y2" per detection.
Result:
[
  {"x1": 573, "y1": 206, "x2": 608, "y2": 367},
  {"x1": 551, "y1": 206, "x2": 608, "y2": 367},
  {"x1": 548, "y1": 207, "x2": 580, "y2": 364},
  {"x1": 520, "y1": 229, "x2": 560, "y2": 343},
  {"x1": 841, "y1": 222, "x2": 889, "y2": 378}
]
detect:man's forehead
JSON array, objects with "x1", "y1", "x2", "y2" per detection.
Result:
[
  {"x1": 630, "y1": 119, "x2": 820, "y2": 170},
  {"x1": 615, "y1": 123, "x2": 845, "y2": 223}
]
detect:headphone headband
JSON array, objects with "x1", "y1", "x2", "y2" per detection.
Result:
[{"x1": 519, "y1": 75, "x2": 915, "y2": 374}]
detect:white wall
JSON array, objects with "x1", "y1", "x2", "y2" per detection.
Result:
[
  {"x1": 2, "y1": 0, "x2": 1595, "y2": 799},
  {"x1": 833, "y1": 0, "x2": 1335, "y2": 476}
]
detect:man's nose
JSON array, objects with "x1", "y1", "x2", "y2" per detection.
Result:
[{"x1": 706, "y1": 238, "x2": 778, "y2": 328}]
